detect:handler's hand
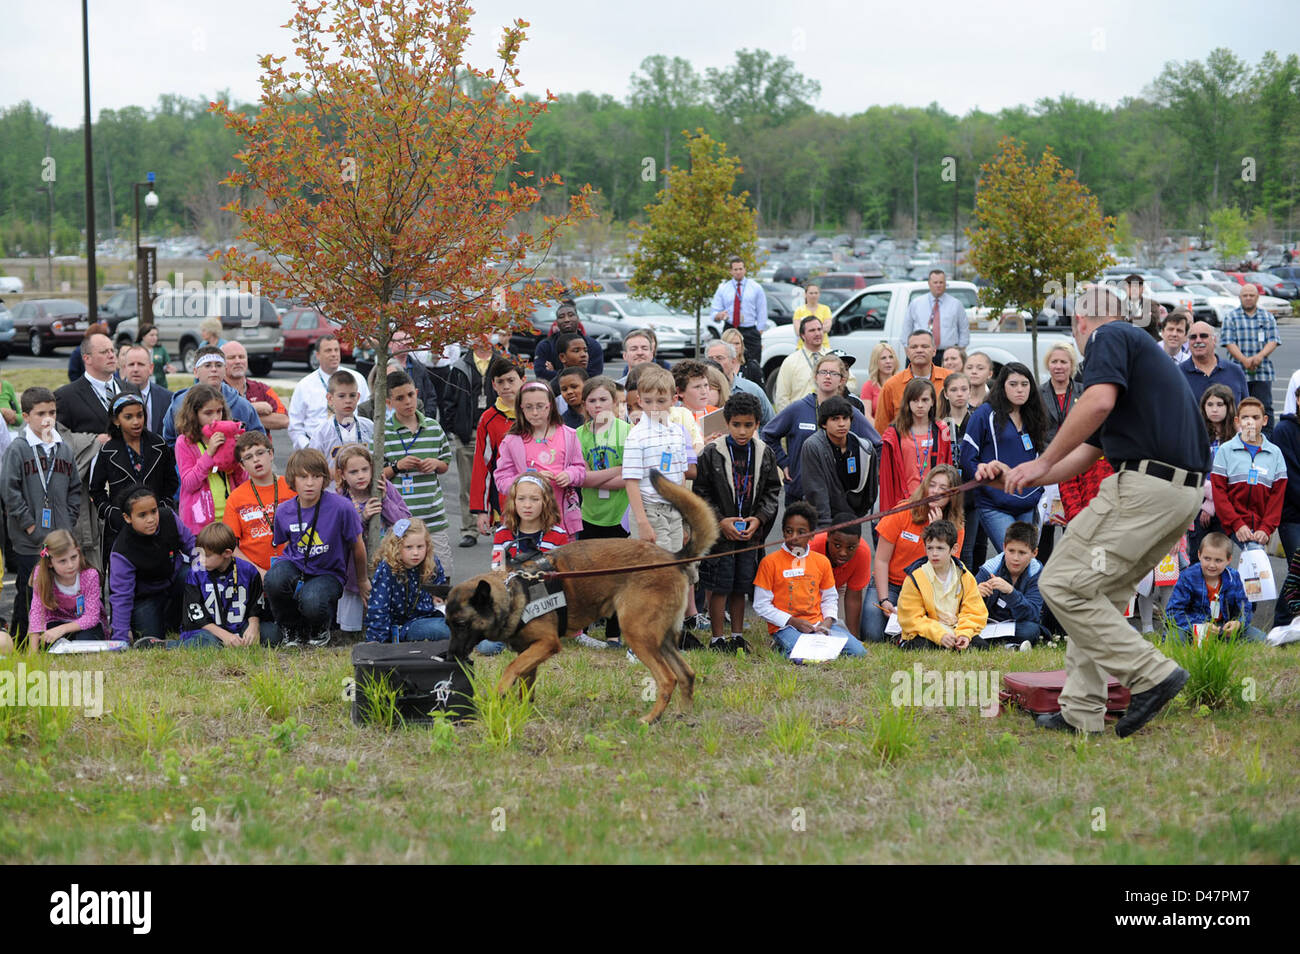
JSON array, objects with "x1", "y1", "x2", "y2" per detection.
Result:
[
  {"x1": 1004, "y1": 458, "x2": 1050, "y2": 496},
  {"x1": 974, "y1": 460, "x2": 1010, "y2": 485}
]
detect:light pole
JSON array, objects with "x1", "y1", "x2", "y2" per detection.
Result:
[
  {"x1": 134, "y1": 172, "x2": 159, "y2": 324},
  {"x1": 35, "y1": 185, "x2": 53, "y2": 291}
]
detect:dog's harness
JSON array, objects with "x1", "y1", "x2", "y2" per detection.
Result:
[{"x1": 505, "y1": 556, "x2": 569, "y2": 635}]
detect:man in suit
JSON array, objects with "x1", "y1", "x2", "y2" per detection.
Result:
[
  {"x1": 53, "y1": 332, "x2": 119, "y2": 570},
  {"x1": 117, "y1": 343, "x2": 171, "y2": 436}
]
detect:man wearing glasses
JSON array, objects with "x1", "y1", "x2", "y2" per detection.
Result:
[
  {"x1": 1181, "y1": 321, "x2": 1249, "y2": 405},
  {"x1": 533, "y1": 301, "x2": 604, "y2": 382}
]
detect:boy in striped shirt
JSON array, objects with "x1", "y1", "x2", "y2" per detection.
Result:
[{"x1": 382, "y1": 369, "x2": 454, "y2": 577}]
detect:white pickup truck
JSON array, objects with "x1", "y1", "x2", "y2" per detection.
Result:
[{"x1": 758, "y1": 280, "x2": 1079, "y2": 393}]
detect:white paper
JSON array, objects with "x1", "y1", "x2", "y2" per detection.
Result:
[
  {"x1": 884, "y1": 613, "x2": 901, "y2": 636},
  {"x1": 46, "y1": 639, "x2": 128, "y2": 654},
  {"x1": 979, "y1": 620, "x2": 1018, "y2": 641},
  {"x1": 789, "y1": 632, "x2": 849, "y2": 662},
  {"x1": 1135, "y1": 571, "x2": 1154, "y2": 598},
  {"x1": 1239, "y1": 546, "x2": 1277, "y2": 603}
]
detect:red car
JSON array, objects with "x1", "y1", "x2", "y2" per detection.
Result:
[{"x1": 280, "y1": 307, "x2": 354, "y2": 369}]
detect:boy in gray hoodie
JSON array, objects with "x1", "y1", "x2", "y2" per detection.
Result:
[{"x1": 2, "y1": 387, "x2": 82, "y2": 644}]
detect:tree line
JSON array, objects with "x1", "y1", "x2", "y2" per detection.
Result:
[{"x1": 2, "y1": 46, "x2": 1298, "y2": 260}]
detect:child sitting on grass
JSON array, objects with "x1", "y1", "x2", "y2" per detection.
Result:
[
  {"x1": 110, "y1": 487, "x2": 195, "y2": 645},
  {"x1": 364, "y1": 518, "x2": 449, "y2": 643},
  {"x1": 753, "y1": 501, "x2": 867, "y2": 660},
  {"x1": 27, "y1": 530, "x2": 108, "y2": 646},
  {"x1": 974, "y1": 520, "x2": 1045, "y2": 648},
  {"x1": 897, "y1": 519, "x2": 988, "y2": 651},
  {"x1": 1166, "y1": 531, "x2": 1265, "y2": 643},
  {"x1": 177, "y1": 523, "x2": 266, "y2": 648}
]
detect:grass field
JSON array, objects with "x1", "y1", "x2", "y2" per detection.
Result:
[{"x1": 1, "y1": 631, "x2": 1296, "y2": 864}]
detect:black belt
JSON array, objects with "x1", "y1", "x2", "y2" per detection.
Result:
[{"x1": 1116, "y1": 459, "x2": 1202, "y2": 487}]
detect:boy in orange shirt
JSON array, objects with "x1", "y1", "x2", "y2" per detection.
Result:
[
  {"x1": 753, "y1": 501, "x2": 868, "y2": 659},
  {"x1": 223, "y1": 431, "x2": 296, "y2": 577}
]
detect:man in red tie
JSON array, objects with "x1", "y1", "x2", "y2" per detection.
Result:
[
  {"x1": 901, "y1": 269, "x2": 969, "y2": 365},
  {"x1": 712, "y1": 256, "x2": 768, "y2": 369}
]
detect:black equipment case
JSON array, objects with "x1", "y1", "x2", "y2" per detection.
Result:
[{"x1": 350, "y1": 640, "x2": 475, "y2": 725}]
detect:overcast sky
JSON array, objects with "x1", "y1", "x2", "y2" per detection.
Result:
[{"x1": 6, "y1": 0, "x2": 1299, "y2": 128}]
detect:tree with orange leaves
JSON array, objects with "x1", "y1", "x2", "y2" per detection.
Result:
[{"x1": 211, "y1": 0, "x2": 592, "y2": 538}]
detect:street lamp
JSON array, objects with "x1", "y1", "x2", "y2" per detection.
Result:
[{"x1": 134, "y1": 172, "x2": 158, "y2": 324}]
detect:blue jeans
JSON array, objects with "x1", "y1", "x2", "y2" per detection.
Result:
[
  {"x1": 131, "y1": 564, "x2": 189, "y2": 641},
  {"x1": 978, "y1": 506, "x2": 1038, "y2": 553},
  {"x1": 264, "y1": 561, "x2": 344, "y2": 632},
  {"x1": 1175, "y1": 624, "x2": 1267, "y2": 644},
  {"x1": 475, "y1": 639, "x2": 506, "y2": 655},
  {"x1": 397, "y1": 616, "x2": 451, "y2": 642},
  {"x1": 861, "y1": 582, "x2": 901, "y2": 643},
  {"x1": 771, "y1": 621, "x2": 867, "y2": 659}
]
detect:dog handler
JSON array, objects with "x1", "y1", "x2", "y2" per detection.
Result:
[{"x1": 977, "y1": 284, "x2": 1208, "y2": 736}]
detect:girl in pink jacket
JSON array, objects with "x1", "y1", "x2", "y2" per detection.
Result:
[
  {"x1": 493, "y1": 380, "x2": 586, "y2": 535},
  {"x1": 175, "y1": 385, "x2": 248, "y2": 535}
]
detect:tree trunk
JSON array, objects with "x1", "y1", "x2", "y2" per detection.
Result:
[
  {"x1": 367, "y1": 326, "x2": 390, "y2": 557},
  {"x1": 694, "y1": 304, "x2": 702, "y2": 359}
]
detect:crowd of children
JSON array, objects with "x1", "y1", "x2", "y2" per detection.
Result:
[{"x1": 4, "y1": 295, "x2": 1297, "y2": 665}]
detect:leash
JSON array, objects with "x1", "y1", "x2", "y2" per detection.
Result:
[{"x1": 539, "y1": 477, "x2": 990, "y2": 581}]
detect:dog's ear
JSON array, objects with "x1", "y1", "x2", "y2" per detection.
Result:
[{"x1": 470, "y1": 578, "x2": 495, "y2": 613}]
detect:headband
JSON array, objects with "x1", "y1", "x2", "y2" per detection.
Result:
[
  {"x1": 520, "y1": 381, "x2": 551, "y2": 393},
  {"x1": 194, "y1": 353, "x2": 225, "y2": 368},
  {"x1": 515, "y1": 474, "x2": 548, "y2": 491},
  {"x1": 111, "y1": 393, "x2": 145, "y2": 413}
]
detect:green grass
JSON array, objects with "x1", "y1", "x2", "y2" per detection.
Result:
[{"x1": 1, "y1": 634, "x2": 1298, "y2": 863}]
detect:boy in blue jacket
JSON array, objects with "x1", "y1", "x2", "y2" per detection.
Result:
[
  {"x1": 973, "y1": 521, "x2": 1046, "y2": 646},
  {"x1": 1166, "y1": 532, "x2": 1266, "y2": 642}
]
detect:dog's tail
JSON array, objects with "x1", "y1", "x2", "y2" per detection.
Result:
[{"x1": 650, "y1": 469, "x2": 720, "y2": 562}]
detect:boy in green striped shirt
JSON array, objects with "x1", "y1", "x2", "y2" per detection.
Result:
[{"x1": 381, "y1": 369, "x2": 454, "y2": 577}]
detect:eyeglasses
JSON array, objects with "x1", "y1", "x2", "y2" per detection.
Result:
[
  {"x1": 816, "y1": 370, "x2": 843, "y2": 379},
  {"x1": 1189, "y1": 333, "x2": 1212, "y2": 340},
  {"x1": 241, "y1": 448, "x2": 272, "y2": 462}
]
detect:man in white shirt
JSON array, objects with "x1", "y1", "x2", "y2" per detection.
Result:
[
  {"x1": 1159, "y1": 309, "x2": 1191, "y2": 365},
  {"x1": 900, "y1": 270, "x2": 969, "y2": 363},
  {"x1": 773, "y1": 316, "x2": 829, "y2": 412},
  {"x1": 288, "y1": 336, "x2": 370, "y2": 449},
  {"x1": 711, "y1": 256, "x2": 768, "y2": 374}
]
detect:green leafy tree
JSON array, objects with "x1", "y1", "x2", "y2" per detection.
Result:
[
  {"x1": 1209, "y1": 206, "x2": 1250, "y2": 262},
  {"x1": 629, "y1": 130, "x2": 757, "y2": 356},
  {"x1": 967, "y1": 137, "x2": 1114, "y2": 374},
  {"x1": 628, "y1": 55, "x2": 704, "y2": 180}
]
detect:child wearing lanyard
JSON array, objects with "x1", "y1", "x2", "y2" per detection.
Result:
[
  {"x1": 2, "y1": 386, "x2": 81, "y2": 646},
  {"x1": 176, "y1": 523, "x2": 267, "y2": 647},
  {"x1": 89, "y1": 393, "x2": 179, "y2": 565},
  {"x1": 175, "y1": 384, "x2": 247, "y2": 535},
  {"x1": 879, "y1": 377, "x2": 953, "y2": 511},
  {"x1": 576, "y1": 376, "x2": 631, "y2": 648},
  {"x1": 266, "y1": 449, "x2": 367, "y2": 648}
]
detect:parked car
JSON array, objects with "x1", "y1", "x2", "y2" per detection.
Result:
[
  {"x1": 0, "y1": 301, "x2": 14, "y2": 358},
  {"x1": 279, "y1": 306, "x2": 355, "y2": 369},
  {"x1": 573, "y1": 294, "x2": 700, "y2": 356},
  {"x1": 10, "y1": 299, "x2": 90, "y2": 356},
  {"x1": 817, "y1": 269, "x2": 885, "y2": 291},
  {"x1": 759, "y1": 281, "x2": 1079, "y2": 397},
  {"x1": 507, "y1": 302, "x2": 622, "y2": 360},
  {"x1": 1245, "y1": 271, "x2": 1299, "y2": 300},
  {"x1": 113, "y1": 289, "x2": 284, "y2": 375},
  {"x1": 96, "y1": 287, "x2": 138, "y2": 335},
  {"x1": 0, "y1": 276, "x2": 24, "y2": 294}
]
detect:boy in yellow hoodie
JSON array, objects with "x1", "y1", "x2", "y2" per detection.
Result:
[{"x1": 897, "y1": 520, "x2": 988, "y2": 650}]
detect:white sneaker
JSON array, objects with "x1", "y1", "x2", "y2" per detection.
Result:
[
  {"x1": 626, "y1": 649, "x2": 639, "y2": 664},
  {"x1": 574, "y1": 633, "x2": 610, "y2": 649}
]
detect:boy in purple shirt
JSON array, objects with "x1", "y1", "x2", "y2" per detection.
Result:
[{"x1": 266, "y1": 448, "x2": 367, "y2": 648}]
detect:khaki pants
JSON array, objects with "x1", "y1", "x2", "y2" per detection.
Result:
[
  {"x1": 633, "y1": 498, "x2": 698, "y2": 585},
  {"x1": 1039, "y1": 469, "x2": 1201, "y2": 732},
  {"x1": 453, "y1": 436, "x2": 476, "y2": 535}
]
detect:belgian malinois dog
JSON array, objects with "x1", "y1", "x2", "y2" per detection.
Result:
[{"x1": 446, "y1": 470, "x2": 719, "y2": 724}]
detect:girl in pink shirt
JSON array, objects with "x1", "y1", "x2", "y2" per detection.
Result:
[
  {"x1": 176, "y1": 385, "x2": 248, "y2": 535},
  {"x1": 27, "y1": 530, "x2": 109, "y2": 645},
  {"x1": 494, "y1": 381, "x2": 586, "y2": 534}
]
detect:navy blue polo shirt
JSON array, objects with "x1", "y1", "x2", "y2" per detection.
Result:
[
  {"x1": 1180, "y1": 356, "x2": 1249, "y2": 406},
  {"x1": 1082, "y1": 321, "x2": 1210, "y2": 473}
]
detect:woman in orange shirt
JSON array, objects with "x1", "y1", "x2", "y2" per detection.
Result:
[{"x1": 864, "y1": 463, "x2": 965, "y2": 642}]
